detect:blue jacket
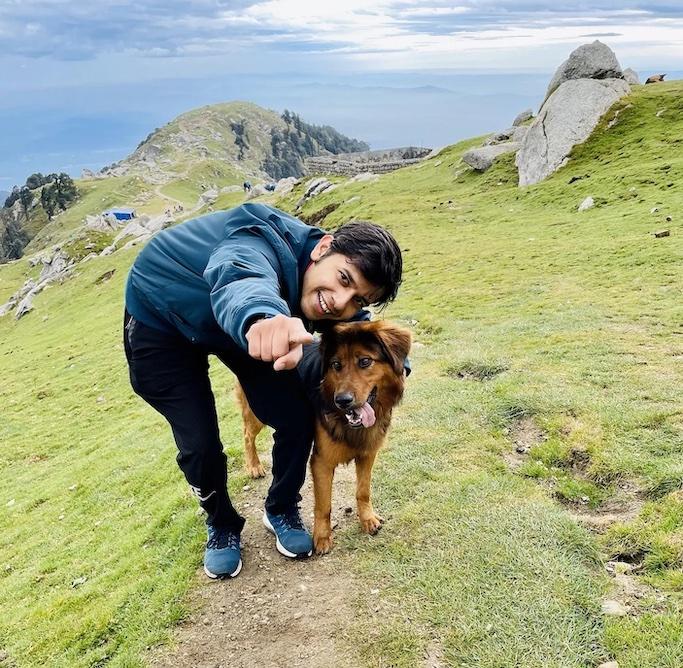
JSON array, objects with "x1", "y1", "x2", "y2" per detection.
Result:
[{"x1": 125, "y1": 203, "x2": 326, "y2": 350}]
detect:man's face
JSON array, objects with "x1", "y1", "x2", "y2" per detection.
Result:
[{"x1": 300, "y1": 235, "x2": 380, "y2": 321}]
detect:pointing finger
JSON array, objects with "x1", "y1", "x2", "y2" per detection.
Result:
[{"x1": 273, "y1": 345, "x2": 303, "y2": 371}]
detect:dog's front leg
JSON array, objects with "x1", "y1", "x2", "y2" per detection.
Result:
[
  {"x1": 355, "y1": 452, "x2": 384, "y2": 535},
  {"x1": 311, "y1": 450, "x2": 336, "y2": 554}
]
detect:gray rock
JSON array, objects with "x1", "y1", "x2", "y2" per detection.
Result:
[
  {"x1": 246, "y1": 184, "x2": 268, "y2": 199},
  {"x1": 346, "y1": 172, "x2": 379, "y2": 184},
  {"x1": 485, "y1": 128, "x2": 515, "y2": 146},
  {"x1": 517, "y1": 78, "x2": 630, "y2": 186},
  {"x1": 200, "y1": 188, "x2": 219, "y2": 204},
  {"x1": 463, "y1": 143, "x2": 519, "y2": 172},
  {"x1": 85, "y1": 213, "x2": 121, "y2": 232},
  {"x1": 511, "y1": 126, "x2": 529, "y2": 143},
  {"x1": 38, "y1": 251, "x2": 71, "y2": 283},
  {"x1": 512, "y1": 109, "x2": 534, "y2": 126},
  {"x1": 274, "y1": 177, "x2": 299, "y2": 195},
  {"x1": 113, "y1": 214, "x2": 170, "y2": 246},
  {"x1": 295, "y1": 177, "x2": 336, "y2": 209},
  {"x1": 220, "y1": 185, "x2": 243, "y2": 194},
  {"x1": 578, "y1": 196, "x2": 595, "y2": 211},
  {"x1": 0, "y1": 297, "x2": 18, "y2": 317},
  {"x1": 545, "y1": 40, "x2": 623, "y2": 101},
  {"x1": 303, "y1": 177, "x2": 334, "y2": 199},
  {"x1": 623, "y1": 68, "x2": 639, "y2": 85}
]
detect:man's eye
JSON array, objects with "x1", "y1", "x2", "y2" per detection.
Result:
[
  {"x1": 331, "y1": 360, "x2": 342, "y2": 371},
  {"x1": 358, "y1": 357, "x2": 372, "y2": 368},
  {"x1": 339, "y1": 272, "x2": 349, "y2": 286}
]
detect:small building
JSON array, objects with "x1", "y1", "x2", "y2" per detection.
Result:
[{"x1": 103, "y1": 207, "x2": 136, "y2": 221}]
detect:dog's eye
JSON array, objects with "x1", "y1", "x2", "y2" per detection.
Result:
[
  {"x1": 358, "y1": 357, "x2": 372, "y2": 368},
  {"x1": 330, "y1": 360, "x2": 342, "y2": 371}
]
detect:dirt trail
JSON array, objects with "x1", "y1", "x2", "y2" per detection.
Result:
[{"x1": 150, "y1": 456, "x2": 367, "y2": 668}]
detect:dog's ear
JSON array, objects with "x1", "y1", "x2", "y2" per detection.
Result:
[
  {"x1": 373, "y1": 323, "x2": 412, "y2": 375},
  {"x1": 318, "y1": 322, "x2": 342, "y2": 370}
]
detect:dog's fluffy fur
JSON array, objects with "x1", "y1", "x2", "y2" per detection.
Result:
[{"x1": 236, "y1": 320, "x2": 411, "y2": 554}]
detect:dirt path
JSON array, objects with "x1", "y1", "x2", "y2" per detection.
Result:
[{"x1": 149, "y1": 456, "x2": 366, "y2": 668}]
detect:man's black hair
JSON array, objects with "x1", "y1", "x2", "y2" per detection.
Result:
[{"x1": 328, "y1": 221, "x2": 402, "y2": 307}]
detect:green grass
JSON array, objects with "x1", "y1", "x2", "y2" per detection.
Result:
[{"x1": 1, "y1": 81, "x2": 682, "y2": 667}]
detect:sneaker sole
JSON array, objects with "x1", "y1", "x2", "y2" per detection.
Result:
[
  {"x1": 262, "y1": 512, "x2": 313, "y2": 559},
  {"x1": 203, "y1": 559, "x2": 243, "y2": 579}
]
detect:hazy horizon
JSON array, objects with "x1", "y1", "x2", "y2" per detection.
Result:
[{"x1": 1, "y1": 1, "x2": 681, "y2": 188}]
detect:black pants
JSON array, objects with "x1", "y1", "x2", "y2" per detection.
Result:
[{"x1": 123, "y1": 311, "x2": 318, "y2": 533}]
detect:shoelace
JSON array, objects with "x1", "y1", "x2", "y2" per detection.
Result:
[
  {"x1": 276, "y1": 508, "x2": 306, "y2": 532},
  {"x1": 207, "y1": 527, "x2": 240, "y2": 550}
]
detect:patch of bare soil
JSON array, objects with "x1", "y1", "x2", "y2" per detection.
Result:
[
  {"x1": 601, "y1": 560, "x2": 667, "y2": 618},
  {"x1": 149, "y1": 456, "x2": 369, "y2": 668},
  {"x1": 568, "y1": 481, "x2": 644, "y2": 534},
  {"x1": 502, "y1": 416, "x2": 546, "y2": 470}
]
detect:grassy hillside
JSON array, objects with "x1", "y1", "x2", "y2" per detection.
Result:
[{"x1": 1, "y1": 81, "x2": 681, "y2": 667}]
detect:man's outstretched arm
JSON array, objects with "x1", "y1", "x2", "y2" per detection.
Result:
[{"x1": 245, "y1": 314, "x2": 314, "y2": 371}]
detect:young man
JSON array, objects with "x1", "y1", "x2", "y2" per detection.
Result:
[{"x1": 123, "y1": 202, "x2": 402, "y2": 578}]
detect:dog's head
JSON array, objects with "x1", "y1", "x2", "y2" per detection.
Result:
[{"x1": 319, "y1": 321, "x2": 411, "y2": 430}]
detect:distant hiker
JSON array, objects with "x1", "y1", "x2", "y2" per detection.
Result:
[
  {"x1": 123, "y1": 203, "x2": 403, "y2": 578},
  {"x1": 645, "y1": 74, "x2": 666, "y2": 84},
  {"x1": 264, "y1": 183, "x2": 276, "y2": 192},
  {"x1": 243, "y1": 181, "x2": 252, "y2": 193}
]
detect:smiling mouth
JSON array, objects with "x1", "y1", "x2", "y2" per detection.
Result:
[
  {"x1": 344, "y1": 387, "x2": 378, "y2": 429},
  {"x1": 318, "y1": 291, "x2": 333, "y2": 316}
]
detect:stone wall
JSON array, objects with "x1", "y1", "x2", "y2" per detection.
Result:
[{"x1": 304, "y1": 146, "x2": 432, "y2": 176}]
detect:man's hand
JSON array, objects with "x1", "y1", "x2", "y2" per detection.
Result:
[{"x1": 245, "y1": 314, "x2": 314, "y2": 371}]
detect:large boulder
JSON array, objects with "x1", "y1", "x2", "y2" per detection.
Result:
[
  {"x1": 463, "y1": 143, "x2": 519, "y2": 172},
  {"x1": 623, "y1": 68, "x2": 640, "y2": 85},
  {"x1": 545, "y1": 40, "x2": 623, "y2": 101},
  {"x1": 275, "y1": 177, "x2": 299, "y2": 195},
  {"x1": 516, "y1": 78, "x2": 630, "y2": 186},
  {"x1": 512, "y1": 109, "x2": 534, "y2": 126}
]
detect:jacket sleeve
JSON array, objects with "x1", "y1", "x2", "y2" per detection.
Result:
[{"x1": 203, "y1": 232, "x2": 291, "y2": 350}]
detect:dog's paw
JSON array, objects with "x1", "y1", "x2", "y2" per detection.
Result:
[
  {"x1": 360, "y1": 513, "x2": 384, "y2": 535},
  {"x1": 245, "y1": 462, "x2": 266, "y2": 478},
  {"x1": 314, "y1": 533, "x2": 334, "y2": 555}
]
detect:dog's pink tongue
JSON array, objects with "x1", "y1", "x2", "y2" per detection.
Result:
[{"x1": 359, "y1": 402, "x2": 376, "y2": 428}]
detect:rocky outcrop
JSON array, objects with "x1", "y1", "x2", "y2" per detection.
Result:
[
  {"x1": 623, "y1": 68, "x2": 640, "y2": 85},
  {"x1": 105, "y1": 213, "x2": 172, "y2": 251},
  {"x1": 0, "y1": 249, "x2": 75, "y2": 319},
  {"x1": 295, "y1": 178, "x2": 336, "y2": 210},
  {"x1": 544, "y1": 40, "x2": 624, "y2": 102},
  {"x1": 512, "y1": 109, "x2": 534, "y2": 126},
  {"x1": 84, "y1": 213, "x2": 122, "y2": 232},
  {"x1": 463, "y1": 143, "x2": 519, "y2": 172},
  {"x1": 305, "y1": 147, "x2": 431, "y2": 177},
  {"x1": 199, "y1": 188, "x2": 219, "y2": 205},
  {"x1": 516, "y1": 78, "x2": 630, "y2": 186},
  {"x1": 274, "y1": 177, "x2": 299, "y2": 196}
]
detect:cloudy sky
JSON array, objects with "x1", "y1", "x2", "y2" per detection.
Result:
[{"x1": 1, "y1": 1, "x2": 681, "y2": 187}]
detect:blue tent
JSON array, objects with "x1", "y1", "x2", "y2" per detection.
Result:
[{"x1": 103, "y1": 207, "x2": 136, "y2": 221}]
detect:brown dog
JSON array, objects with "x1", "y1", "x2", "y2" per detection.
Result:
[{"x1": 235, "y1": 320, "x2": 411, "y2": 554}]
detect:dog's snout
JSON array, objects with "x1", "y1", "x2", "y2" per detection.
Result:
[{"x1": 334, "y1": 392, "x2": 354, "y2": 409}]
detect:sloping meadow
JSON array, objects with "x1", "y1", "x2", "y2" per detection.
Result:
[{"x1": 1, "y1": 81, "x2": 682, "y2": 666}]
